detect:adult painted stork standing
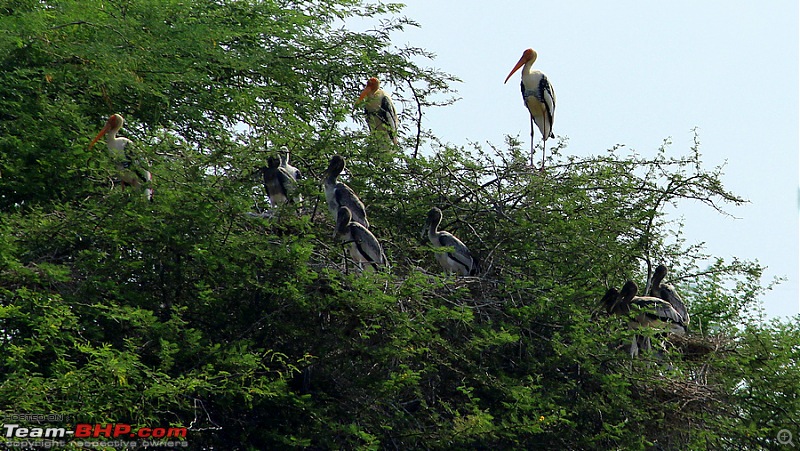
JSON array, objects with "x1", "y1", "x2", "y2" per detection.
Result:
[
  {"x1": 422, "y1": 207, "x2": 480, "y2": 276},
  {"x1": 322, "y1": 155, "x2": 369, "y2": 228},
  {"x1": 602, "y1": 280, "x2": 688, "y2": 357},
  {"x1": 89, "y1": 114, "x2": 153, "y2": 201},
  {"x1": 356, "y1": 77, "x2": 399, "y2": 145},
  {"x1": 504, "y1": 48, "x2": 556, "y2": 170},
  {"x1": 649, "y1": 264, "x2": 690, "y2": 327},
  {"x1": 335, "y1": 206, "x2": 386, "y2": 271},
  {"x1": 261, "y1": 155, "x2": 300, "y2": 207}
]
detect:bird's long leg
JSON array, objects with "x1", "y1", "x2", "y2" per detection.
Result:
[
  {"x1": 529, "y1": 117, "x2": 536, "y2": 168},
  {"x1": 540, "y1": 138, "x2": 547, "y2": 172},
  {"x1": 341, "y1": 243, "x2": 349, "y2": 276}
]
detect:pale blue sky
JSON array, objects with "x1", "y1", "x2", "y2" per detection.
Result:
[{"x1": 354, "y1": 1, "x2": 799, "y2": 318}]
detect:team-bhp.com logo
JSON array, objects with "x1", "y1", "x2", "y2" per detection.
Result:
[{"x1": 4, "y1": 423, "x2": 187, "y2": 439}]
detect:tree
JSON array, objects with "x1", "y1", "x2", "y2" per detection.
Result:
[{"x1": 0, "y1": 1, "x2": 796, "y2": 450}]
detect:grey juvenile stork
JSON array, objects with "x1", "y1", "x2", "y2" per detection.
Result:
[
  {"x1": 89, "y1": 114, "x2": 153, "y2": 201},
  {"x1": 422, "y1": 207, "x2": 480, "y2": 276},
  {"x1": 262, "y1": 153, "x2": 301, "y2": 207},
  {"x1": 504, "y1": 48, "x2": 556, "y2": 171},
  {"x1": 322, "y1": 155, "x2": 368, "y2": 228},
  {"x1": 335, "y1": 206, "x2": 386, "y2": 271},
  {"x1": 357, "y1": 77, "x2": 399, "y2": 145},
  {"x1": 602, "y1": 280, "x2": 688, "y2": 357},
  {"x1": 649, "y1": 265, "x2": 690, "y2": 327}
]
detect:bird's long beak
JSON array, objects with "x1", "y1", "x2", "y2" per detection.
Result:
[
  {"x1": 356, "y1": 85, "x2": 375, "y2": 104},
  {"x1": 89, "y1": 123, "x2": 112, "y2": 150},
  {"x1": 504, "y1": 57, "x2": 527, "y2": 84}
]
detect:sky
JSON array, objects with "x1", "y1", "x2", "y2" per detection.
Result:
[{"x1": 353, "y1": 1, "x2": 799, "y2": 319}]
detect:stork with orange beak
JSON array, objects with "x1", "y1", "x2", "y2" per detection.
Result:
[
  {"x1": 89, "y1": 114, "x2": 153, "y2": 200},
  {"x1": 356, "y1": 77, "x2": 399, "y2": 145},
  {"x1": 504, "y1": 48, "x2": 556, "y2": 170}
]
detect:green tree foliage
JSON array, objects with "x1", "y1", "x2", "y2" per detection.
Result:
[{"x1": 0, "y1": 1, "x2": 796, "y2": 450}]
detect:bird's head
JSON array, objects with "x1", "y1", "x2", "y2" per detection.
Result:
[
  {"x1": 267, "y1": 156, "x2": 281, "y2": 169},
  {"x1": 89, "y1": 114, "x2": 125, "y2": 149},
  {"x1": 504, "y1": 48, "x2": 538, "y2": 84},
  {"x1": 421, "y1": 207, "x2": 443, "y2": 239},
  {"x1": 357, "y1": 77, "x2": 381, "y2": 103},
  {"x1": 323, "y1": 155, "x2": 346, "y2": 181}
]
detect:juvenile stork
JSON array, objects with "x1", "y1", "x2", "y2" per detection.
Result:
[
  {"x1": 322, "y1": 155, "x2": 369, "y2": 228},
  {"x1": 422, "y1": 207, "x2": 479, "y2": 276},
  {"x1": 261, "y1": 155, "x2": 300, "y2": 207},
  {"x1": 335, "y1": 206, "x2": 386, "y2": 271},
  {"x1": 602, "y1": 280, "x2": 688, "y2": 357},
  {"x1": 649, "y1": 265, "x2": 690, "y2": 327},
  {"x1": 89, "y1": 114, "x2": 153, "y2": 201},
  {"x1": 356, "y1": 77, "x2": 399, "y2": 145},
  {"x1": 504, "y1": 48, "x2": 556, "y2": 170}
]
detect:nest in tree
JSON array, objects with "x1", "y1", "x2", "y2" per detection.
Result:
[{"x1": 668, "y1": 332, "x2": 733, "y2": 360}]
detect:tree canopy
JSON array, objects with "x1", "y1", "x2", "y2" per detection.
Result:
[{"x1": 0, "y1": 1, "x2": 797, "y2": 450}]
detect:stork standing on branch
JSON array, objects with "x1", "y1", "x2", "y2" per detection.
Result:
[
  {"x1": 356, "y1": 77, "x2": 399, "y2": 145},
  {"x1": 504, "y1": 48, "x2": 556, "y2": 171},
  {"x1": 602, "y1": 280, "x2": 688, "y2": 357},
  {"x1": 321, "y1": 155, "x2": 369, "y2": 228},
  {"x1": 422, "y1": 207, "x2": 480, "y2": 276},
  {"x1": 649, "y1": 265, "x2": 690, "y2": 327},
  {"x1": 89, "y1": 114, "x2": 153, "y2": 201},
  {"x1": 335, "y1": 206, "x2": 386, "y2": 271},
  {"x1": 261, "y1": 152, "x2": 302, "y2": 207}
]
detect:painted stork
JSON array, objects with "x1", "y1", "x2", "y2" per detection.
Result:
[
  {"x1": 603, "y1": 280, "x2": 688, "y2": 357},
  {"x1": 504, "y1": 48, "x2": 556, "y2": 170},
  {"x1": 322, "y1": 155, "x2": 369, "y2": 228},
  {"x1": 261, "y1": 156, "x2": 299, "y2": 207},
  {"x1": 335, "y1": 206, "x2": 386, "y2": 271},
  {"x1": 356, "y1": 77, "x2": 399, "y2": 145},
  {"x1": 649, "y1": 265, "x2": 690, "y2": 327},
  {"x1": 422, "y1": 207, "x2": 480, "y2": 276},
  {"x1": 89, "y1": 114, "x2": 153, "y2": 201}
]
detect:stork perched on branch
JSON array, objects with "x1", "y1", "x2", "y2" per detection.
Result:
[
  {"x1": 261, "y1": 151, "x2": 301, "y2": 207},
  {"x1": 322, "y1": 155, "x2": 368, "y2": 228},
  {"x1": 649, "y1": 265, "x2": 690, "y2": 327},
  {"x1": 422, "y1": 207, "x2": 480, "y2": 276},
  {"x1": 602, "y1": 280, "x2": 688, "y2": 357},
  {"x1": 335, "y1": 206, "x2": 386, "y2": 271},
  {"x1": 356, "y1": 77, "x2": 399, "y2": 145},
  {"x1": 89, "y1": 114, "x2": 153, "y2": 201},
  {"x1": 504, "y1": 48, "x2": 556, "y2": 171}
]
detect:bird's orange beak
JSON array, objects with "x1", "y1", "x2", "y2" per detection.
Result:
[
  {"x1": 89, "y1": 121, "x2": 112, "y2": 150},
  {"x1": 357, "y1": 85, "x2": 374, "y2": 103},
  {"x1": 356, "y1": 77, "x2": 379, "y2": 104},
  {"x1": 504, "y1": 57, "x2": 526, "y2": 84},
  {"x1": 504, "y1": 49, "x2": 536, "y2": 84}
]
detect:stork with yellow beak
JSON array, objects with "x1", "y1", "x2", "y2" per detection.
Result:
[
  {"x1": 356, "y1": 77, "x2": 399, "y2": 145},
  {"x1": 504, "y1": 49, "x2": 556, "y2": 170},
  {"x1": 89, "y1": 114, "x2": 153, "y2": 201}
]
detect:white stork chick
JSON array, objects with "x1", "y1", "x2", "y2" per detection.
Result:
[
  {"x1": 89, "y1": 114, "x2": 153, "y2": 201},
  {"x1": 262, "y1": 156, "x2": 299, "y2": 207},
  {"x1": 322, "y1": 155, "x2": 368, "y2": 228},
  {"x1": 422, "y1": 207, "x2": 479, "y2": 276},
  {"x1": 279, "y1": 151, "x2": 302, "y2": 183},
  {"x1": 335, "y1": 206, "x2": 386, "y2": 270},
  {"x1": 603, "y1": 280, "x2": 688, "y2": 357},
  {"x1": 504, "y1": 48, "x2": 556, "y2": 170},
  {"x1": 357, "y1": 77, "x2": 399, "y2": 145},
  {"x1": 649, "y1": 265, "x2": 690, "y2": 327}
]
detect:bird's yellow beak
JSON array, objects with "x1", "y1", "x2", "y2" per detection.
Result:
[
  {"x1": 89, "y1": 123, "x2": 111, "y2": 150},
  {"x1": 504, "y1": 48, "x2": 537, "y2": 84}
]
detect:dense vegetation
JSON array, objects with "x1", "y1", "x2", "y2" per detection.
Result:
[{"x1": 1, "y1": 1, "x2": 797, "y2": 449}]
